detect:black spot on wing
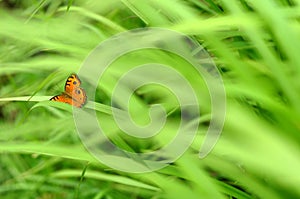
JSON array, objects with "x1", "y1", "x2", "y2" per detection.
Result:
[{"x1": 50, "y1": 95, "x2": 59, "y2": 101}]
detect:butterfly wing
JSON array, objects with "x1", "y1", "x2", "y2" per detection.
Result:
[
  {"x1": 50, "y1": 92, "x2": 86, "y2": 108},
  {"x1": 65, "y1": 73, "x2": 81, "y2": 95},
  {"x1": 50, "y1": 93, "x2": 73, "y2": 106},
  {"x1": 71, "y1": 87, "x2": 87, "y2": 107}
]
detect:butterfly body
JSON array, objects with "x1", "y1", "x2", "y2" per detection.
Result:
[{"x1": 50, "y1": 74, "x2": 87, "y2": 108}]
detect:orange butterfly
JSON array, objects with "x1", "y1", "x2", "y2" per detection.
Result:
[{"x1": 50, "y1": 74, "x2": 87, "y2": 108}]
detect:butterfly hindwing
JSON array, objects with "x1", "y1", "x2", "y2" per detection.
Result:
[{"x1": 71, "y1": 87, "x2": 87, "y2": 107}]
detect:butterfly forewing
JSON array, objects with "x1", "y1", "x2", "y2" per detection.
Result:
[
  {"x1": 50, "y1": 93, "x2": 73, "y2": 105},
  {"x1": 65, "y1": 74, "x2": 81, "y2": 95}
]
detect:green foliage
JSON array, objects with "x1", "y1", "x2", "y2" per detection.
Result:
[{"x1": 1, "y1": 0, "x2": 300, "y2": 198}]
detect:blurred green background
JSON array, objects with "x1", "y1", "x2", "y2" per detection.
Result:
[{"x1": 1, "y1": 0, "x2": 300, "y2": 198}]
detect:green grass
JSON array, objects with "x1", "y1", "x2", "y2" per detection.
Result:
[{"x1": 1, "y1": 0, "x2": 300, "y2": 198}]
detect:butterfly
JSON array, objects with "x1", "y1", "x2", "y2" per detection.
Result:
[{"x1": 50, "y1": 74, "x2": 87, "y2": 108}]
